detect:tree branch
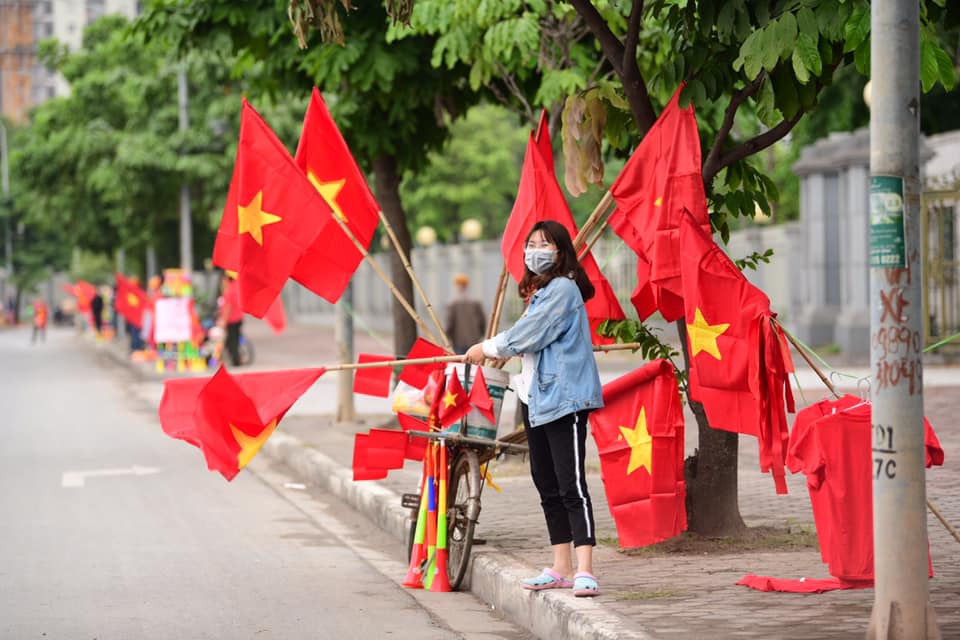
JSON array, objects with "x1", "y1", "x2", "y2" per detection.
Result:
[
  {"x1": 570, "y1": 0, "x2": 656, "y2": 134},
  {"x1": 701, "y1": 75, "x2": 764, "y2": 184},
  {"x1": 567, "y1": 0, "x2": 626, "y2": 76},
  {"x1": 620, "y1": 0, "x2": 657, "y2": 133},
  {"x1": 706, "y1": 112, "x2": 804, "y2": 186}
]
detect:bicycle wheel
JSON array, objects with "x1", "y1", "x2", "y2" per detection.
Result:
[{"x1": 446, "y1": 448, "x2": 481, "y2": 590}]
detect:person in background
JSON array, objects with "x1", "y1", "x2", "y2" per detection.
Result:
[
  {"x1": 218, "y1": 272, "x2": 244, "y2": 367},
  {"x1": 464, "y1": 220, "x2": 603, "y2": 597},
  {"x1": 90, "y1": 287, "x2": 104, "y2": 337},
  {"x1": 31, "y1": 297, "x2": 48, "y2": 344},
  {"x1": 444, "y1": 273, "x2": 486, "y2": 355},
  {"x1": 127, "y1": 276, "x2": 145, "y2": 352}
]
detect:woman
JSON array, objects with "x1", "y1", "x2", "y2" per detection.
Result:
[{"x1": 464, "y1": 220, "x2": 603, "y2": 597}]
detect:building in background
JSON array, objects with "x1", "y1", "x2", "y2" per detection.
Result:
[{"x1": 0, "y1": 0, "x2": 138, "y2": 123}]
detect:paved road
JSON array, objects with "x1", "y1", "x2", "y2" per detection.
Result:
[{"x1": 0, "y1": 326, "x2": 532, "y2": 640}]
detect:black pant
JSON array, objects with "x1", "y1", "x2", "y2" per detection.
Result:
[
  {"x1": 522, "y1": 403, "x2": 596, "y2": 547},
  {"x1": 225, "y1": 321, "x2": 242, "y2": 366}
]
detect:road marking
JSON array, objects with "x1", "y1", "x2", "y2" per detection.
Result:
[{"x1": 61, "y1": 465, "x2": 161, "y2": 488}]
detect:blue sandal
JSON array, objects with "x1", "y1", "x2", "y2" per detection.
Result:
[
  {"x1": 522, "y1": 568, "x2": 574, "y2": 591},
  {"x1": 573, "y1": 572, "x2": 600, "y2": 597}
]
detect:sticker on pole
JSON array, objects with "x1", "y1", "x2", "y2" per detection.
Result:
[{"x1": 869, "y1": 176, "x2": 906, "y2": 268}]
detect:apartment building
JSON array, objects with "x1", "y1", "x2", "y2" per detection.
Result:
[{"x1": 0, "y1": 0, "x2": 138, "y2": 123}]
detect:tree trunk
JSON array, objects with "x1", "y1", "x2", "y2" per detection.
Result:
[
  {"x1": 677, "y1": 319, "x2": 745, "y2": 536},
  {"x1": 372, "y1": 154, "x2": 418, "y2": 356}
]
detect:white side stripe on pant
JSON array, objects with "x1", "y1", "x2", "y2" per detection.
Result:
[{"x1": 572, "y1": 412, "x2": 592, "y2": 540}]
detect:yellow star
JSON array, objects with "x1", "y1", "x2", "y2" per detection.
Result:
[
  {"x1": 126, "y1": 293, "x2": 139, "y2": 307},
  {"x1": 307, "y1": 171, "x2": 347, "y2": 223},
  {"x1": 237, "y1": 191, "x2": 282, "y2": 245},
  {"x1": 654, "y1": 196, "x2": 662, "y2": 206},
  {"x1": 618, "y1": 407, "x2": 652, "y2": 475},
  {"x1": 688, "y1": 307, "x2": 729, "y2": 360},
  {"x1": 231, "y1": 419, "x2": 278, "y2": 470},
  {"x1": 442, "y1": 390, "x2": 459, "y2": 409}
]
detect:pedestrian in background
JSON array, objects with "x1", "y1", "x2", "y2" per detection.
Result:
[
  {"x1": 90, "y1": 288, "x2": 104, "y2": 336},
  {"x1": 464, "y1": 220, "x2": 603, "y2": 597},
  {"x1": 218, "y1": 272, "x2": 244, "y2": 367},
  {"x1": 31, "y1": 297, "x2": 48, "y2": 344},
  {"x1": 445, "y1": 273, "x2": 486, "y2": 354}
]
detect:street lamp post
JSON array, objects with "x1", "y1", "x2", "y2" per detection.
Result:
[
  {"x1": 0, "y1": 121, "x2": 12, "y2": 311},
  {"x1": 460, "y1": 218, "x2": 483, "y2": 293},
  {"x1": 177, "y1": 67, "x2": 193, "y2": 275}
]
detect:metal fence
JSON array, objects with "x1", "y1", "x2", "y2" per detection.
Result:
[{"x1": 922, "y1": 190, "x2": 960, "y2": 351}]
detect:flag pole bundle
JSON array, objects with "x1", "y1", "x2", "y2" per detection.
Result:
[
  {"x1": 430, "y1": 438, "x2": 452, "y2": 592},
  {"x1": 402, "y1": 452, "x2": 431, "y2": 589}
]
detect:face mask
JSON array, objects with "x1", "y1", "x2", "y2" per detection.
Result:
[{"x1": 524, "y1": 248, "x2": 556, "y2": 275}]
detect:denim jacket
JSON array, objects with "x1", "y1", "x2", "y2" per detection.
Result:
[{"x1": 489, "y1": 276, "x2": 603, "y2": 427}]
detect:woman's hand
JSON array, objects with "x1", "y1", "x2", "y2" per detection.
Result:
[{"x1": 464, "y1": 343, "x2": 485, "y2": 365}]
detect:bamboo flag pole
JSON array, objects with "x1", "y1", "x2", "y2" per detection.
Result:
[
  {"x1": 773, "y1": 318, "x2": 841, "y2": 399},
  {"x1": 321, "y1": 342, "x2": 646, "y2": 372},
  {"x1": 578, "y1": 217, "x2": 611, "y2": 261},
  {"x1": 573, "y1": 190, "x2": 614, "y2": 253},
  {"x1": 378, "y1": 211, "x2": 454, "y2": 353},
  {"x1": 773, "y1": 318, "x2": 958, "y2": 543},
  {"x1": 487, "y1": 265, "x2": 509, "y2": 339},
  {"x1": 328, "y1": 211, "x2": 442, "y2": 346}
]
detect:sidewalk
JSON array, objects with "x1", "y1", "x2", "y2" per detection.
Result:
[{"x1": 115, "y1": 318, "x2": 960, "y2": 639}]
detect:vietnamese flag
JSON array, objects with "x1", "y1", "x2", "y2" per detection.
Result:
[
  {"x1": 609, "y1": 85, "x2": 710, "y2": 319},
  {"x1": 263, "y1": 294, "x2": 287, "y2": 334},
  {"x1": 290, "y1": 88, "x2": 381, "y2": 302},
  {"x1": 64, "y1": 280, "x2": 96, "y2": 313},
  {"x1": 397, "y1": 338, "x2": 448, "y2": 389},
  {"x1": 679, "y1": 213, "x2": 794, "y2": 493},
  {"x1": 213, "y1": 98, "x2": 335, "y2": 317},
  {"x1": 468, "y1": 367, "x2": 495, "y2": 424},
  {"x1": 158, "y1": 366, "x2": 325, "y2": 479},
  {"x1": 679, "y1": 213, "x2": 769, "y2": 435},
  {"x1": 114, "y1": 273, "x2": 149, "y2": 329},
  {"x1": 500, "y1": 110, "x2": 625, "y2": 343},
  {"x1": 590, "y1": 359, "x2": 686, "y2": 548},
  {"x1": 438, "y1": 371, "x2": 470, "y2": 427},
  {"x1": 353, "y1": 353, "x2": 395, "y2": 397},
  {"x1": 352, "y1": 429, "x2": 407, "y2": 480}
]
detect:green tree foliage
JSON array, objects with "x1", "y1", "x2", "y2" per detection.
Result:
[
  {"x1": 137, "y1": 0, "x2": 482, "y2": 354},
  {"x1": 399, "y1": 105, "x2": 528, "y2": 241},
  {"x1": 356, "y1": 0, "x2": 958, "y2": 535}
]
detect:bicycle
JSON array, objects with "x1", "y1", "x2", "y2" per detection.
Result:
[{"x1": 403, "y1": 428, "x2": 528, "y2": 590}]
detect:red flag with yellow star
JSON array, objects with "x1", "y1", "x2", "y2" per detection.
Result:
[
  {"x1": 608, "y1": 85, "x2": 710, "y2": 320},
  {"x1": 679, "y1": 213, "x2": 794, "y2": 493},
  {"x1": 500, "y1": 112, "x2": 625, "y2": 343},
  {"x1": 590, "y1": 359, "x2": 686, "y2": 548},
  {"x1": 438, "y1": 370, "x2": 471, "y2": 427},
  {"x1": 290, "y1": 88, "x2": 381, "y2": 302},
  {"x1": 159, "y1": 366, "x2": 325, "y2": 480},
  {"x1": 114, "y1": 272, "x2": 149, "y2": 329},
  {"x1": 213, "y1": 98, "x2": 334, "y2": 317},
  {"x1": 679, "y1": 213, "x2": 769, "y2": 434}
]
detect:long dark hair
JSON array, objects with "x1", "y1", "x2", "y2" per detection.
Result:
[{"x1": 518, "y1": 220, "x2": 595, "y2": 302}]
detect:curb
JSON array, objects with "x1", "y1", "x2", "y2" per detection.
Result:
[
  {"x1": 261, "y1": 430, "x2": 651, "y2": 640},
  {"x1": 92, "y1": 334, "x2": 654, "y2": 639}
]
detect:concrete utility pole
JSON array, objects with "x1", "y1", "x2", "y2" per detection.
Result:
[
  {"x1": 867, "y1": 2, "x2": 939, "y2": 638},
  {"x1": 335, "y1": 282, "x2": 356, "y2": 422},
  {"x1": 177, "y1": 67, "x2": 193, "y2": 274}
]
